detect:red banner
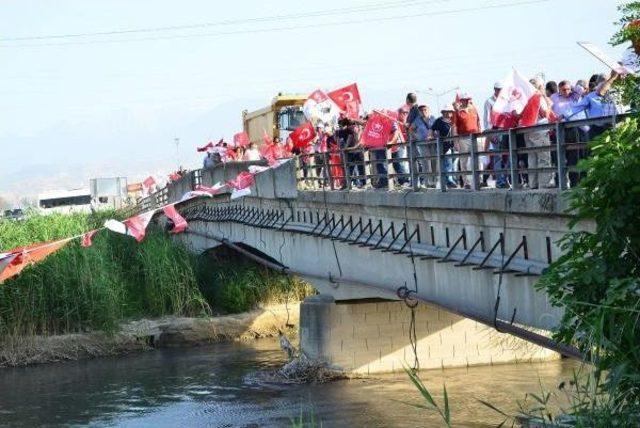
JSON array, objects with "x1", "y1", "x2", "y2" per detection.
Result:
[
  {"x1": 123, "y1": 211, "x2": 155, "y2": 242},
  {"x1": 194, "y1": 184, "x2": 224, "y2": 195},
  {"x1": 308, "y1": 89, "x2": 329, "y2": 104},
  {"x1": 0, "y1": 240, "x2": 70, "y2": 283},
  {"x1": 289, "y1": 122, "x2": 316, "y2": 148},
  {"x1": 226, "y1": 171, "x2": 255, "y2": 190},
  {"x1": 262, "y1": 129, "x2": 272, "y2": 146},
  {"x1": 142, "y1": 176, "x2": 156, "y2": 189},
  {"x1": 361, "y1": 112, "x2": 392, "y2": 149},
  {"x1": 81, "y1": 229, "x2": 98, "y2": 248},
  {"x1": 328, "y1": 83, "x2": 361, "y2": 112},
  {"x1": 162, "y1": 205, "x2": 188, "y2": 234},
  {"x1": 233, "y1": 132, "x2": 250, "y2": 148}
]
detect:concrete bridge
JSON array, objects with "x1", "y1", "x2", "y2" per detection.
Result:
[{"x1": 140, "y1": 158, "x2": 584, "y2": 373}]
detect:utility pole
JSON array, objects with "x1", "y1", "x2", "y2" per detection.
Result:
[{"x1": 418, "y1": 86, "x2": 460, "y2": 112}]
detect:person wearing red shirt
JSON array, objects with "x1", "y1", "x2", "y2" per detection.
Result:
[{"x1": 453, "y1": 93, "x2": 481, "y2": 188}]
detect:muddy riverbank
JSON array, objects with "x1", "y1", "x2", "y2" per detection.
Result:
[{"x1": 0, "y1": 303, "x2": 299, "y2": 368}]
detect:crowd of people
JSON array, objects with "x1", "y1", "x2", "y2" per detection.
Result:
[
  {"x1": 297, "y1": 68, "x2": 623, "y2": 190},
  {"x1": 200, "y1": 67, "x2": 627, "y2": 191}
]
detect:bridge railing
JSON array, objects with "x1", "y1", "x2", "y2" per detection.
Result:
[
  {"x1": 295, "y1": 113, "x2": 630, "y2": 192},
  {"x1": 120, "y1": 113, "x2": 630, "y2": 217}
]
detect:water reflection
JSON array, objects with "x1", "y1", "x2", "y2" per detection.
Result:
[{"x1": 0, "y1": 338, "x2": 581, "y2": 427}]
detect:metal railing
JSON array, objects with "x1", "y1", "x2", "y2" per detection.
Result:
[
  {"x1": 119, "y1": 113, "x2": 629, "y2": 217},
  {"x1": 295, "y1": 113, "x2": 629, "y2": 192}
]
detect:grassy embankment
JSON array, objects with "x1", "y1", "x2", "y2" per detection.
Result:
[{"x1": 0, "y1": 211, "x2": 312, "y2": 337}]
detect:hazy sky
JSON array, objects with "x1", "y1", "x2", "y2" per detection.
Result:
[{"x1": 0, "y1": 0, "x2": 627, "y2": 204}]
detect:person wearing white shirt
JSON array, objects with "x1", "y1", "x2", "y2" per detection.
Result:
[
  {"x1": 244, "y1": 143, "x2": 261, "y2": 161},
  {"x1": 483, "y1": 82, "x2": 502, "y2": 131}
]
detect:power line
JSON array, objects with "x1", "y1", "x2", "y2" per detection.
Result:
[
  {"x1": 0, "y1": 0, "x2": 446, "y2": 41},
  {"x1": 2, "y1": 0, "x2": 550, "y2": 48}
]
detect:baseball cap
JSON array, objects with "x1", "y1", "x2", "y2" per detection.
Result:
[
  {"x1": 459, "y1": 92, "x2": 472, "y2": 100},
  {"x1": 493, "y1": 82, "x2": 503, "y2": 89},
  {"x1": 441, "y1": 104, "x2": 455, "y2": 112}
]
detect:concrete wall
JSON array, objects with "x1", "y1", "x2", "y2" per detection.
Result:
[
  {"x1": 300, "y1": 295, "x2": 558, "y2": 374},
  {"x1": 167, "y1": 159, "x2": 298, "y2": 203}
]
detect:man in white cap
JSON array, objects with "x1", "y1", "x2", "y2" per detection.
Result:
[{"x1": 483, "y1": 82, "x2": 502, "y2": 131}]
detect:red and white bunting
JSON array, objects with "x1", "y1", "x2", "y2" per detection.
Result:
[
  {"x1": 226, "y1": 171, "x2": 255, "y2": 190},
  {"x1": 0, "y1": 239, "x2": 71, "y2": 283},
  {"x1": 162, "y1": 205, "x2": 188, "y2": 234},
  {"x1": 81, "y1": 229, "x2": 99, "y2": 248}
]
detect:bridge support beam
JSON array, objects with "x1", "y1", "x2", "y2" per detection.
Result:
[{"x1": 300, "y1": 295, "x2": 560, "y2": 374}]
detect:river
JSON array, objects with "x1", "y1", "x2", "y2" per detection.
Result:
[{"x1": 0, "y1": 338, "x2": 581, "y2": 427}]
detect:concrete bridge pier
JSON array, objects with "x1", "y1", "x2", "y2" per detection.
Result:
[{"x1": 300, "y1": 295, "x2": 560, "y2": 374}]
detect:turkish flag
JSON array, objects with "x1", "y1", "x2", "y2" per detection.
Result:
[
  {"x1": 491, "y1": 69, "x2": 536, "y2": 128},
  {"x1": 308, "y1": 89, "x2": 329, "y2": 104},
  {"x1": 289, "y1": 122, "x2": 316, "y2": 148},
  {"x1": 123, "y1": 210, "x2": 156, "y2": 242},
  {"x1": 260, "y1": 144, "x2": 276, "y2": 165},
  {"x1": 518, "y1": 93, "x2": 542, "y2": 127},
  {"x1": 142, "y1": 176, "x2": 156, "y2": 189},
  {"x1": 361, "y1": 112, "x2": 392, "y2": 149},
  {"x1": 226, "y1": 171, "x2": 255, "y2": 190},
  {"x1": 328, "y1": 83, "x2": 361, "y2": 112},
  {"x1": 0, "y1": 239, "x2": 70, "y2": 283},
  {"x1": 262, "y1": 129, "x2": 272, "y2": 146},
  {"x1": 81, "y1": 229, "x2": 98, "y2": 248},
  {"x1": 197, "y1": 141, "x2": 214, "y2": 152},
  {"x1": 162, "y1": 204, "x2": 188, "y2": 234},
  {"x1": 233, "y1": 132, "x2": 250, "y2": 148},
  {"x1": 194, "y1": 183, "x2": 224, "y2": 195}
]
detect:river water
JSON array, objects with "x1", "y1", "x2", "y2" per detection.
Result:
[{"x1": 0, "y1": 338, "x2": 581, "y2": 427}]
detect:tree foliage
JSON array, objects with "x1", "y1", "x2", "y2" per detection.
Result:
[
  {"x1": 538, "y1": 118, "x2": 640, "y2": 407},
  {"x1": 537, "y1": 4, "x2": 640, "y2": 418}
]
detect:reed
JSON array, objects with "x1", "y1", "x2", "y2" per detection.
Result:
[
  {"x1": 196, "y1": 249, "x2": 314, "y2": 315},
  {"x1": 0, "y1": 212, "x2": 313, "y2": 337}
]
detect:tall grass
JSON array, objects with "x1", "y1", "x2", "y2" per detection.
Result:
[
  {"x1": 0, "y1": 212, "x2": 313, "y2": 337},
  {"x1": 196, "y1": 248, "x2": 314, "y2": 315},
  {"x1": 0, "y1": 212, "x2": 209, "y2": 336}
]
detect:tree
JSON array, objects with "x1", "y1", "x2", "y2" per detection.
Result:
[{"x1": 536, "y1": 3, "x2": 640, "y2": 422}]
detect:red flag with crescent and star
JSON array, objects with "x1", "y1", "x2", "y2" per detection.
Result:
[
  {"x1": 328, "y1": 83, "x2": 361, "y2": 117},
  {"x1": 289, "y1": 122, "x2": 316, "y2": 149}
]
